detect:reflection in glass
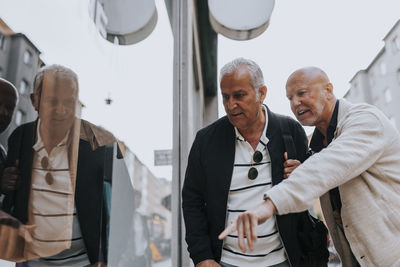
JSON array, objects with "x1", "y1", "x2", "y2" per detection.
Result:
[
  {"x1": 108, "y1": 144, "x2": 171, "y2": 267},
  {"x1": 0, "y1": 65, "x2": 113, "y2": 267}
]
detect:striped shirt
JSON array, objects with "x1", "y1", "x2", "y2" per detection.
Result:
[
  {"x1": 220, "y1": 106, "x2": 287, "y2": 267},
  {"x1": 25, "y1": 120, "x2": 90, "y2": 266}
]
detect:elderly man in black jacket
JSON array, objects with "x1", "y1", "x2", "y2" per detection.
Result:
[{"x1": 182, "y1": 58, "x2": 327, "y2": 267}]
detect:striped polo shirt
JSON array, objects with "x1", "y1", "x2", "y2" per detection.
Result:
[
  {"x1": 25, "y1": 120, "x2": 90, "y2": 266},
  {"x1": 220, "y1": 106, "x2": 287, "y2": 267}
]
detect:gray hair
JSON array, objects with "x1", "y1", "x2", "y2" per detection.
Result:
[
  {"x1": 33, "y1": 64, "x2": 79, "y2": 98},
  {"x1": 220, "y1": 57, "x2": 264, "y2": 97}
]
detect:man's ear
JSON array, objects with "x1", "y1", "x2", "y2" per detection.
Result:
[
  {"x1": 30, "y1": 93, "x2": 39, "y2": 112},
  {"x1": 326, "y1": 83, "x2": 333, "y2": 94},
  {"x1": 259, "y1": 85, "x2": 267, "y2": 102}
]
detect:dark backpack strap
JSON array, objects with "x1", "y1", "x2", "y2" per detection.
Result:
[
  {"x1": 279, "y1": 119, "x2": 330, "y2": 265},
  {"x1": 278, "y1": 118, "x2": 296, "y2": 160}
]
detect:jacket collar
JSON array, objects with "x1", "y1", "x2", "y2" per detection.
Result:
[
  {"x1": 336, "y1": 99, "x2": 353, "y2": 138},
  {"x1": 264, "y1": 105, "x2": 283, "y2": 185}
]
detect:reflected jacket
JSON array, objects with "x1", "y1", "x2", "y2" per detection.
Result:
[{"x1": 2, "y1": 121, "x2": 109, "y2": 265}]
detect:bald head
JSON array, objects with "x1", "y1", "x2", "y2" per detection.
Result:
[
  {"x1": 286, "y1": 67, "x2": 330, "y2": 89},
  {"x1": 0, "y1": 78, "x2": 18, "y2": 133},
  {"x1": 286, "y1": 67, "x2": 336, "y2": 133}
]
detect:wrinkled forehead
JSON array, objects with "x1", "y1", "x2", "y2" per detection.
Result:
[
  {"x1": 221, "y1": 66, "x2": 251, "y2": 85},
  {"x1": 42, "y1": 71, "x2": 79, "y2": 97},
  {"x1": 287, "y1": 69, "x2": 328, "y2": 89}
]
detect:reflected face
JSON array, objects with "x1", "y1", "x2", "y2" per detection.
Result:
[
  {"x1": 220, "y1": 67, "x2": 265, "y2": 131},
  {"x1": 286, "y1": 75, "x2": 329, "y2": 127},
  {"x1": 0, "y1": 86, "x2": 17, "y2": 133},
  {"x1": 38, "y1": 74, "x2": 77, "y2": 131}
]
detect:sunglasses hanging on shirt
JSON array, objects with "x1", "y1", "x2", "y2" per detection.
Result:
[
  {"x1": 41, "y1": 156, "x2": 54, "y2": 185},
  {"x1": 248, "y1": 150, "x2": 263, "y2": 180}
]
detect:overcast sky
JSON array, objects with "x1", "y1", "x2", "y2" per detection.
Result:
[{"x1": 0, "y1": 0, "x2": 399, "y2": 183}]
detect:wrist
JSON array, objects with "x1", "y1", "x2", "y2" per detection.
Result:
[{"x1": 262, "y1": 195, "x2": 277, "y2": 214}]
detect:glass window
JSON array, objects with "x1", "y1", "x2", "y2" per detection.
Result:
[
  {"x1": 20, "y1": 80, "x2": 28, "y2": 94},
  {"x1": 396, "y1": 36, "x2": 400, "y2": 51},
  {"x1": 384, "y1": 87, "x2": 392, "y2": 103},
  {"x1": 23, "y1": 50, "x2": 32, "y2": 64},
  {"x1": 0, "y1": 34, "x2": 5, "y2": 50},
  {"x1": 15, "y1": 110, "x2": 24, "y2": 125}
]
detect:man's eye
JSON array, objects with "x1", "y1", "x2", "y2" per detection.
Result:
[
  {"x1": 235, "y1": 93, "x2": 245, "y2": 98},
  {"x1": 63, "y1": 99, "x2": 75, "y2": 106},
  {"x1": 287, "y1": 96, "x2": 292, "y2": 101},
  {"x1": 298, "y1": 91, "x2": 306, "y2": 96},
  {"x1": 44, "y1": 99, "x2": 57, "y2": 106}
]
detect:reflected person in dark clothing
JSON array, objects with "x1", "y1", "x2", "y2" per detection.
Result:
[
  {"x1": 2, "y1": 65, "x2": 109, "y2": 266},
  {"x1": 0, "y1": 77, "x2": 18, "y2": 194},
  {"x1": 0, "y1": 78, "x2": 34, "y2": 260}
]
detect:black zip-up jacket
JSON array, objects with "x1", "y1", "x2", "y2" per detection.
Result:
[{"x1": 182, "y1": 107, "x2": 311, "y2": 266}]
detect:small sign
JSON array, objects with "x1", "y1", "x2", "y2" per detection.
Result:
[{"x1": 154, "y1": 149, "x2": 172, "y2": 166}]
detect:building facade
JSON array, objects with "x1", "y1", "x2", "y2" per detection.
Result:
[
  {"x1": 345, "y1": 19, "x2": 400, "y2": 128},
  {"x1": 0, "y1": 18, "x2": 42, "y2": 149}
]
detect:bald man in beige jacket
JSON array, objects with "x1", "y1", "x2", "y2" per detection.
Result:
[{"x1": 219, "y1": 67, "x2": 400, "y2": 267}]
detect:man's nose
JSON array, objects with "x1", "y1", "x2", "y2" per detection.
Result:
[
  {"x1": 55, "y1": 104, "x2": 67, "y2": 114},
  {"x1": 228, "y1": 98, "x2": 237, "y2": 110},
  {"x1": 291, "y1": 97, "x2": 301, "y2": 107}
]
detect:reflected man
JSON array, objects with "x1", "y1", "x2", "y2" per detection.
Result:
[
  {"x1": 2, "y1": 65, "x2": 109, "y2": 266},
  {"x1": 220, "y1": 67, "x2": 400, "y2": 267},
  {"x1": 0, "y1": 77, "x2": 18, "y2": 193}
]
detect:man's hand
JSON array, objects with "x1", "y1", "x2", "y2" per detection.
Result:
[
  {"x1": 197, "y1": 259, "x2": 221, "y2": 267},
  {"x1": 1, "y1": 161, "x2": 20, "y2": 192},
  {"x1": 218, "y1": 199, "x2": 277, "y2": 253},
  {"x1": 0, "y1": 210, "x2": 21, "y2": 228},
  {"x1": 0, "y1": 210, "x2": 36, "y2": 260},
  {"x1": 283, "y1": 152, "x2": 301, "y2": 179}
]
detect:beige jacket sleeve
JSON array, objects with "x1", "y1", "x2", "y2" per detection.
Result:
[{"x1": 267, "y1": 108, "x2": 390, "y2": 215}]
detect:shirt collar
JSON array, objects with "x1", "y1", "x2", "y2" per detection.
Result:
[
  {"x1": 310, "y1": 100, "x2": 339, "y2": 152},
  {"x1": 235, "y1": 104, "x2": 269, "y2": 145},
  {"x1": 33, "y1": 119, "x2": 69, "y2": 152}
]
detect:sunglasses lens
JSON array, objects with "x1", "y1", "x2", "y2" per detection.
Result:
[
  {"x1": 45, "y1": 172, "x2": 54, "y2": 185},
  {"x1": 248, "y1": 167, "x2": 258, "y2": 180},
  {"x1": 253, "y1": 151, "x2": 263, "y2": 163},
  {"x1": 41, "y1": 156, "x2": 49, "y2": 169}
]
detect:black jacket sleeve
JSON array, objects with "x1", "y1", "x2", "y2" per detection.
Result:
[{"x1": 182, "y1": 133, "x2": 214, "y2": 265}]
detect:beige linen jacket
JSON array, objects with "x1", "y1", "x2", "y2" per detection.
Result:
[{"x1": 267, "y1": 99, "x2": 400, "y2": 267}]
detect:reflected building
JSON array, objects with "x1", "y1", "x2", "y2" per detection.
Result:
[
  {"x1": 124, "y1": 147, "x2": 172, "y2": 246},
  {"x1": 345, "y1": 19, "x2": 400, "y2": 128},
  {"x1": 0, "y1": 18, "x2": 42, "y2": 149}
]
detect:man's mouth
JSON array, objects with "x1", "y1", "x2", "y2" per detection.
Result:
[
  {"x1": 230, "y1": 112, "x2": 243, "y2": 117},
  {"x1": 52, "y1": 118, "x2": 67, "y2": 122},
  {"x1": 297, "y1": 109, "x2": 309, "y2": 117}
]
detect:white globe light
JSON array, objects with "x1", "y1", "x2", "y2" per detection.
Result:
[{"x1": 208, "y1": 0, "x2": 275, "y2": 40}]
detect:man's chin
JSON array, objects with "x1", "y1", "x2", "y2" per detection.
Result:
[{"x1": 297, "y1": 119, "x2": 315, "y2": 127}]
